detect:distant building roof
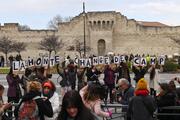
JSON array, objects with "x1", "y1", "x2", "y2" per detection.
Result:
[{"x1": 137, "y1": 21, "x2": 169, "y2": 27}]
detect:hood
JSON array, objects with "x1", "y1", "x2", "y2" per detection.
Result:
[{"x1": 22, "y1": 91, "x2": 41, "y2": 102}]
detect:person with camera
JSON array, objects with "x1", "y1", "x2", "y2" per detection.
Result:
[{"x1": 80, "y1": 83, "x2": 112, "y2": 119}]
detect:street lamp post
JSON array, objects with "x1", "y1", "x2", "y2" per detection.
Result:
[{"x1": 83, "y1": 2, "x2": 86, "y2": 57}]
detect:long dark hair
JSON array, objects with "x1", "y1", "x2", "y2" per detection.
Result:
[
  {"x1": 84, "y1": 82, "x2": 106, "y2": 101},
  {"x1": 150, "y1": 67, "x2": 155, "y2": 80},
  {"x1": 8, "y1": 67, "x2": 13, "y2": 75},
  {"x1": 57, "y1": 90, "x2": 94, "y2": 120}
]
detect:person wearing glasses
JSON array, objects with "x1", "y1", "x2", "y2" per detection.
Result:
[{"x1": 117, "y1": 78, "x2": 134, "y2": 112}]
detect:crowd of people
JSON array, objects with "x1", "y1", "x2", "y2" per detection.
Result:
[{"x1": 0, "y1": 55, "x2": 180, "y2": 120}]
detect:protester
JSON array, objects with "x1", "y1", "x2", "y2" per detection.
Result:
[
  {"x1": 127, "y1": 78, "x2": 156, "y2": 120},
  {"x1": 80, "y1": 83, "x2": 112, "y2": 118},
  {"x1": 35, "y1": 66, "x2": 49, "y2": 83},
  {"x1": 77, "y1": 67, "x2": 86, "y2": 91},
  {"x1": 57, "y1": 66, "x2": 71, "y2": 97},
  {"x1": 0, "y1": 56, "x2": 4, "y2": 67},
  {"x1": 117, "y1": 78, "x2": 134, "y2": 112},
  {"x1": 42, "y1": 80, "x2": 60, "y2": 120},
  {"x1": 67, "y1": 63, "x2": 77, "y2": 90},
  {"x1": 21, "y1": 68, "x2": 32, "y2": 95},
  {"x1": 86, "y1": 66, "x2": 101, "y2": 84},
  {"x1": 57, "y1": 90, "x2": 95, "y2": 120},
  {"x1": 117, "y1": 62, "x2": 131, "y2": 83},
  {"x1": 6, "y1": 67, "x2": 22, "y2": 118},
  {"x1": 148, "y1": 64, "x2": 160, "y2": 96},
  {"x1": 103, "y1": 65, "x2": 116, "y2": 103},
  {"x1": 0, "y1": 84, "x2": 12, "y2": 119},
  {"x1": 15, "y1": 81, "x2": 53, "y2": 120},
  {"x1": 132, "y1": 65, "x2": 148, "y2": 83}
]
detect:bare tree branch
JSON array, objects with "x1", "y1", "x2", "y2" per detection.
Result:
[
  {"x1": 13, "y1": 42, "x2": 27, "y2": 54},
  {"x1": 18, "y1": 24, "x2": 31, "y2": 30},
  {"x1": 0, "y1": 36, "x2": 14, "y2": 66},
  {"x1": 47, "y1": 15, "x2": 72, "y2": 30},
  {"x1": 39, "y1": 35, "x2": 64, "y2": 55}
]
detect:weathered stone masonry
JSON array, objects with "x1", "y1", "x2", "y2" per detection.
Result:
[{"x1": 1, "y1": 11, "x2": 180, "y2": 58}]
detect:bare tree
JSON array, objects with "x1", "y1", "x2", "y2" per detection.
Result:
[
  {"x1": 39, "y1": 35, "x2": 64, "y2": 58},
  {"x1": 68, "y1": 40, "x2": 91, "y2": 57},
  {"x1": 0, "y1": 36, "x2": 14, "y2": 66},
  {"x1": 18, "y1": 24, "x2": 31, "y2": 30},
  {"x1": 48, "y1": 15, "x2": 63, "y2": 30},
  {"x1": 48, "y1": 15, "x2": 72, "y2": 30},
  {"x1": 13, "y1": 42, "x2": 27, "y2": 54},
  {"x1": 64, "y1": 16, "x2": 73, "y2": 22}
]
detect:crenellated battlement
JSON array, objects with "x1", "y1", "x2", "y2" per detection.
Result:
[{"x1": 0, "y1": 23, "x2": 19, "y2": 31}]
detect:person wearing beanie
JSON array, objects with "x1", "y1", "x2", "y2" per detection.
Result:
[
  {"x1": 42, "y1": 80, "x2": 60, "y2": 120},
  {"x1": 134, "y1": 78, "x2": 149, "y2": 96},
  {"x1": 127, "y1": 78, "x2": 156, "y2": 120}
]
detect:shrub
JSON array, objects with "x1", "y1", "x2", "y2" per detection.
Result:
[{"x1": 163, "y1": 60, "x2": 179, "y2": 72}]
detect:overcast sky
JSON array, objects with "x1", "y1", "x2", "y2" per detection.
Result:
[{"x1": 1, "y1": 0, "x2": 180, "y2": 29}]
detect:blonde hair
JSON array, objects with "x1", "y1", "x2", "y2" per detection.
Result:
[{"x1": 27, "y1": 81, "x2": 42, "y2": 92}]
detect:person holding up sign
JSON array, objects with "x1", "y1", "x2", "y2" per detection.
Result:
[
  {"x1": 148, "y1": 65, "x2": 160, "y2": 97},
  {"x1": 103, "y1": 65, "x2": 116, "y2": 103},
  {"x1": 132, "y1": 64, "x2": 148, "y2": 84},
  {"x1": 6, "y1": 67, "x2": 22, "y2": 118},
  {"x1": 86, "y1": 66, "x2": 101, "y2": 84}
]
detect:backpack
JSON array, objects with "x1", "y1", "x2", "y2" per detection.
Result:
[{"x1": 18, "y1": 96, "x2": 41, "y2": 120}]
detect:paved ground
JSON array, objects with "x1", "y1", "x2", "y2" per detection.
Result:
[{"x1": 1, "y1": 73, "x2": 180, "y2": 120}]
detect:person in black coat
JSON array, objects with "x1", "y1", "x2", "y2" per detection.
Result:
[
  {"x1": 86, "y1": 66, "x2": 101, "y2": 83},
  {"x1": 127, "y1": 78, "x2": 156, "y2": 120},
  {"x1": 132, "y1": 65, "x2": 148, "y2": 83},
  {"x1": 156, "y1": 83, "x2": 177, "y2": 120},
  {"x1": 117, "y1": 62, "x2": 131, "y2": 83}
]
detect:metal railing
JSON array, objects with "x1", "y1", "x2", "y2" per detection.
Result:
[{"x1": 101, "y1": 104, "x2": 180, "y2": 120}]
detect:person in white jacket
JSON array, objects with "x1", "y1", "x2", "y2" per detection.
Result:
[
  {"x1": 148, "y1": 64, "x2": 160, "y2": 96},
  {"x1": 42, "y1": 80, "x2": 60, "y2": 120}
]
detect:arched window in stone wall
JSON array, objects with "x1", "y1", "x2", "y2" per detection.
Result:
[
  {"x1": 98, "y1": 21, "x2": 101, "y2": 26},
  {"x1": 111, "y1": 21, "x2": 114, "y2": 25},
  {"x1": 93, "y1": 21, "x2": 96, "y2": 25},
  {"x1": 111, "y1": 21, "x2": 114, "y2": 27},
  {"x1": 102, "y1": 21, "x2": 106, "y2": 28},
  {"x1": 107, "y1": 21, "x2": 110, "y2": 25},
  {"x1": 89, "y1": 21, "x2": 92, "y2": 26},
  {"x1": 98, "y1": 39, "x2": 106, "y2": 56}
]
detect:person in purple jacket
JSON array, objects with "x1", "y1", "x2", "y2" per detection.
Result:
[
  {"x1": 6, "y1": 67, "x2": 22, "y2": 118},
  {"x1": 104, "y1": 65, "x2": 116, "y2": 103}
]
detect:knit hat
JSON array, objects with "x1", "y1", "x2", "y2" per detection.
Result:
[
  {"x1": 43, "y1": 82, "x2": 52, "y2": 89},
  {"x1": 136, "y1": 78, "x2": 148, "y2": 90}
]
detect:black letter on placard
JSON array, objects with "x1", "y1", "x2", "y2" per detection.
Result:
[{"x1": 36, "y1": 58, "x2": 42, "y2": 66}]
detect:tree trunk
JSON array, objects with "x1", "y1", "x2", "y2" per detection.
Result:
[
  {"x1": 79, "y1": 51, "x2": 82, "y2": 58},
  {"x1": 5, "y1": 53, "x2": 7, "y2": 67},
  {"x1": 47, "y1": 51, "x2": 52, "y2": 75}
]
